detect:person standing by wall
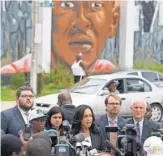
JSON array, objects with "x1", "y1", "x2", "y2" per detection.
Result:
[{"x1": 71, "y1": 52, "x2": 88, "y2": 83}]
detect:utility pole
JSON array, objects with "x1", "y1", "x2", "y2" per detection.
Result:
[{"x1": 30, "y1": 0, "x2": 39, "y2": 95}]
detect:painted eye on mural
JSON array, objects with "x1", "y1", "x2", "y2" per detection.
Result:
[
  {"x1": 60, "y1": 1, "x2": 74, "y2": 8},
  {"x1": 90, "y1": 2, "x2": 103, "y2": 8}
]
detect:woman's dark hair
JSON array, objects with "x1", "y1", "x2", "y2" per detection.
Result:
[
  {"x1": 71, "y1": 104, "x2": 99, "y2": 135},
  {"x1": 45, "y1": 106, "x2": 64, "y2": 129}
]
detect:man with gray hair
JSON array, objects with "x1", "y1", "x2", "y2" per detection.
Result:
[
  {"x1": 126, "y1": 99, "x2": 160, "y2": 145},
  {"x1": 57, "y1": 91, "x2": 76, "y2": 124}
]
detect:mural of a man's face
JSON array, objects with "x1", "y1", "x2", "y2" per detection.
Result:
[{"x1": 52, "y1": 1, "x2": 114, "y2": 66}]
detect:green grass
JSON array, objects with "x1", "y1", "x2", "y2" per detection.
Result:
[
  {"x1": 1, "y1": 85, "x2": 59, "y2": 101},
  {"x1": 1, "y1": 86, "x2": 16, "y2": 101}
]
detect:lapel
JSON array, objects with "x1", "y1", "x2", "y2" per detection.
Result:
[
  {"x1": 104, "y1": 114, "x2": 109, "y2": 125},
  {"x1": 141, "y1": 118, "x2": 150, "y2": 144},
  {"x1": 117, "y1": 116, "x2": 124, "y2": 129},
  {"x1": 13, "y1": 106, "x2": 25, "y2": 127}
]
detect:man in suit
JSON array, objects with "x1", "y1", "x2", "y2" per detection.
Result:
[
  {"x1": 97, "y1": 93, "x2": 126, "y2": 146},
  {"x1": 57, "y1": 91, "x2": 76, "y2": 124},
  {"x1": 127, "y1": 99, "x2": 161, "y2": 145},
  {"x1": 1, "y1": 85, "x2": 34, "y2": 136}
]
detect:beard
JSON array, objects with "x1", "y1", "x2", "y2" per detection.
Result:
[{"x1": 18, "y1": 101, "x2": 33, "y2": 111}]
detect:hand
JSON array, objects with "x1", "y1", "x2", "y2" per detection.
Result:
[
  {"x1": 12, "y1": 18, "x2": 17, "y2": 25},
  {"x1": 19, "y1": 132, "x2": 33, "y2": 153},
  {"x1": 18, "y1": 10, "x2": 23, "y2": 17},
  {"x1": 99, "y1": 152, "x2": 115, "y2": 156}
]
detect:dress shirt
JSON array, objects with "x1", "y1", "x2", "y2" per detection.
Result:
[
  {"x1": 17, "y1": 106, "x2": 31, "y2": 124},
  {"x1": 107, "y1": 115, "x2": 118, "y2": 127}
]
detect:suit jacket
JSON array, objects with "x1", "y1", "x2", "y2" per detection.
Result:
[
  {"x1": 1, "y1": 106, "x2": 26, "y2": 136},
  {"x1": 90, "y1": 127, "x2": 106, "y2": 152},
  {"x1": 97, "y1": 114, "x2": 126, "y2": 140},
  {"x1": 126, "y1": 118, "x2": 161, "y2": 145},
  {"x1": 61, "y1": 104, "x2": 76, "y2": 124}
]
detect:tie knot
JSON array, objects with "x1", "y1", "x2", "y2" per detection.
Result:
[
  {"x1": 25, "y1": 112, "x2": 29, "y2": 116},
  {"x1": 110, "y1": 120, "x2": 115, "y2": 125}
]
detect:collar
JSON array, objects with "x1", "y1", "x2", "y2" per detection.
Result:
[
  {"x1": 107, "y1": 114, "x2": 118, "y2": 123},
  {"x1": 133, "y1": 118, "x2": 144, "y2": 127},
  {"x1": 17, "y1": 105, "x2": 31, "y2": 115}
]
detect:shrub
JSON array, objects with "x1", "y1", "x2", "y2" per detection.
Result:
[
  {"x1": 10, "y1": 73, "x2": 25, "y2": 89},
  {"x1": 42, "y1": 62, "x2": 74, "y2": 90}
]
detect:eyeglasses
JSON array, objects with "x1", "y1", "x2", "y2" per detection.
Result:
[
  {"x1": 20, "y1": 95, "x2": 35, "y2": 98},
  {"x1": 53, "y1": 116, "x2": 62, "y2": 119},
  {"x1": 107, "y1": 103, "x2": 120, "y2": 106}
]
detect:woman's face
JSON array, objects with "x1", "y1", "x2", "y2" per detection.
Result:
[
  {"x1": 50, "y1": 113, "x2": 63, "y2": 129},
  {"x1": 81, "y1": 108, "x2": 93, "y2": 129}
]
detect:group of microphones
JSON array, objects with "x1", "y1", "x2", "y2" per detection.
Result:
[{"x1": 75, "y1": 136, "x2": 99, "y2": 156}]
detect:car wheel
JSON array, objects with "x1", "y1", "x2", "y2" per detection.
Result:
[{"x1": 151, "y1": 104, "x2": 163, "y2": 122}]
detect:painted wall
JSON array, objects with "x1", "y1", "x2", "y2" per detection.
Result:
[
  {"x1": 51, "y1": 1, "x2": 120, "y2": 72},
  {"x1": 1, "y1": 1, "x2": 32, "y2": 66},
  {"x1": 51, "y1": 0, "x2": 163, "y2": 71}
]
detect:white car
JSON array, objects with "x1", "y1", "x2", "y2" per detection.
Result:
[
  {"x1": 119, "y1": 69, "x2": 163, "y2": 88},
  {"x1": 36, "y1": 73, "x2": 163, "y2": 122}
]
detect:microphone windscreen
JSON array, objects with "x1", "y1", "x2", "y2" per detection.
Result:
[{"x1": 75, "y1": 133, "x2": 87, "y2": 142}]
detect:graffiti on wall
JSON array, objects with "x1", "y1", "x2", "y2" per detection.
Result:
[
  {"x1": 1, "y1": 1, "x2": 32, "y2": 66},
  {"x1": 133, "y1": 1, "x2": 163, "y2": 63}
]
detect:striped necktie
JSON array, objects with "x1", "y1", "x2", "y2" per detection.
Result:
[{"x1": 136, "y1": 122, "x2": 141, "y2": 143}]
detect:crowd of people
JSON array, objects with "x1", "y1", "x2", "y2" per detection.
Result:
[{"x1": 1, "y1": 85, "x2": 163, "y2": 156}]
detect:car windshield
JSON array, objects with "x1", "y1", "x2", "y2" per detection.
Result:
[{"x1": 69, "y1": 78, "x2": 107, "y2": 94}]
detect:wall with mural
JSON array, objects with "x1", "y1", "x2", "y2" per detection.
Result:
[
  {"x1": 51, "y1": 1, "x2": 163, "y2": 72},
  {"x1": 1, "y1": 1, "x2": 32, "y2": 66},
  {"x1": 1, "y1": 1, "x2": 163, "y2": 74},
  {"x1": 51, "y1": 1, "x2": 120, "y2": 72}
]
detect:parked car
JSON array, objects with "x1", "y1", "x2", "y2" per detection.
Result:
[
  {"x1": 36, "y1": 73, "x2": 163, "y2": 122},
  {"x1": 120, "y1": 69, "x2": 163, "y2": 88}
]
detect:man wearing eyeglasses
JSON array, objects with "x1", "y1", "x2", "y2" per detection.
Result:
[
  {"x1": 1, "y1": 85, "x2": 35, "y2": 136},
  {"x1": 97, "y1": 93, "x2": 126, "y2": 147}
]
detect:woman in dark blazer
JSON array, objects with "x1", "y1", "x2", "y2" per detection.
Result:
[{"x1": 71, "y1": 105, "x2": 107, "y2": 153}]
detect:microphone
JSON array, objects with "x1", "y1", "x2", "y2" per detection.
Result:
[
  {"x1": 76, "y1": 142, "x2": 82, "y2": 156},
  {"x1": 105, "y1": 140, "x2": 124, "y2": 156},
  {"x1": 89, "y1": 148, "x2": 98, "y2": 156},
  {"x1": 82, "y1": 139, "x2": 92, "y2": 155},
  {"x1": 69, "y1": 133, "x2": 87, "y2": 144}
]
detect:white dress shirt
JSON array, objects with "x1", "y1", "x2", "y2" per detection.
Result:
[{"x1": 18, "y1": 106, "x2": 31, "y2": 124}]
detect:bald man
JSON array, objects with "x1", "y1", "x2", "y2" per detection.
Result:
[
  {"x1": 126, "y1": 99, "x2": 160, "y2": 145},
  {"x1": 57, "y1": 91, "x2": 76, "y2": 124}
]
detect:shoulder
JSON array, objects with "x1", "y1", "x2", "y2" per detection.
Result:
[
  {"x1": 126, "y1": 118, "x2": 133, "y2": 124},
  {"x1": 149, "y1": 120, "x2": 161, "y2": 129},
  {"x1": 1, "y1": 107, "x2": 15, "y2": 116},
  {"x1": 101, "y1": 114, "x2": 108, "y2": 120},
  {"x1": 118, "y1": 116, "x2": 126, "y2": 123}
]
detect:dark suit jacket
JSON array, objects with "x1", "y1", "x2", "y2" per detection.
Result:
[
  {"x1": 126, "y1": 118, "x2": 161, "y2": 145},
  {"x1": 90, "y1": 127, "x2": 106, "y2": 152},
  {"x1": 97, "y1": 114, "x2": 126, "y2": 140},
  {"x1": 1, "y1": 106, "x2": 26, "y2": 136},
  {"x1": 61, "y1": 104, "x2": 76, "y2": 124}
]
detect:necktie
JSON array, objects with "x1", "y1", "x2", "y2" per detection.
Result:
[
  {"x1": 25, "y1": 112, "x2": 29, "y2": 124},
  {"x1": 110, "y1": 120, "x2": 117, "y2": 147},
  {"x1": 136, "y1": 122, "x2": 141, "y2": 143}
]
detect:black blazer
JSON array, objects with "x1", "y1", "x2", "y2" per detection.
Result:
[
  {"x1": 90, "y1": 127, "x2": 106, "y2": 152},
  {"x1": 126, "y1": 118, "x2": 161, "y2": 145},
  {"x1": 1, "y1": 106, "x2": 26, "y2": 136},
  {"x1": 97, "y1": 114, "x2": 126, "y2": 140}
]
